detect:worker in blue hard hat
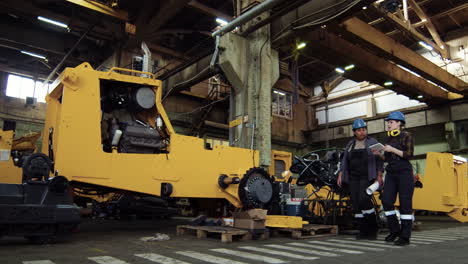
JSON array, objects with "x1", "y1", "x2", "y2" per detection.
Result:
[
  {"x1": 374, "y1": 111, "x2": 415, "y2": 246},
  {"x1": 338, "y1": 118, "x2": 384, "y2": 240}
]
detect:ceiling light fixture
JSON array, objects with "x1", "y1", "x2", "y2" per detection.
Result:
[
  {"x1": 296, "y1": 42, "x2": 306, "y2": 49},
  {"x1": 215, "y1": 18, "x2": 228, "y2": 26},
  {"x1": 384, "y1": 81, "x2": 393, "y2": 86},
  {"x1": 38, "y1": 16, "x2": 68, "y2": 29},
  {"x1": 335, "y1": 67, "x2": 345, "y2": 74},
  {"x1": 20, "y1": 50, "x2": 47, "y2": 60},
  {"x1": 345, "y1": 64, "x2": 355, "y2": 71},
  {"x1": 418, "y1": 41, "x2": 433, "y2": 51}
]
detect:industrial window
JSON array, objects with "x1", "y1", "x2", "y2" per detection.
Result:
[
  {"x1": 272, "y1": 89, "x2": 292, "y2": 119},
  {"x1": 5, "y1": 74, "x2": 49, "y2": 103}
]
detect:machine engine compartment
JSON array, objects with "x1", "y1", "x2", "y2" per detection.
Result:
[{"x1": 99, "y1": 80, "x2": 169, "y2": 154}]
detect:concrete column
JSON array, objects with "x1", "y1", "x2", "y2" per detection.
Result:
[{"x1": 219, "y1": 12, "x2": 279, "y2": 167}]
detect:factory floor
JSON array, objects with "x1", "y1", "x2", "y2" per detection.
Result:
[{"x1": 1, "y1": 215, "x2": 467, "y2": 264}]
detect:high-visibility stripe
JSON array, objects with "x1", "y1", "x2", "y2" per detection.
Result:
[
  {"x1": 384, "y1": 210, "x2": 396, "y2": 216},
  {"x1": 362, "y1": 208, "x2": 375, "y2": 214},
  {"x1": 400, "y1": 214, "x2": 413, "y2": 220},
  {"x1": 355, "y1": 214, "x2": 364, "y2": 218}
]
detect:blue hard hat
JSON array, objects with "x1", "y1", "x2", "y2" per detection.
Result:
[
  {"x1": 352, "y1": 118, "x2": 367, "y2": 130},
  {"x1": 385, "y1": 111, "x2": 405, "y2": 123}
]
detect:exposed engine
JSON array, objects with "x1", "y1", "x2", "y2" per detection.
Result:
[{"x1": 100, "y1": 81, "x2": 169, "y2": 154}]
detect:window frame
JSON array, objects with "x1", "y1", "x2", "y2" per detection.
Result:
[{"x1": 272, "y1": 89, "x2": 293, "y2": 120}]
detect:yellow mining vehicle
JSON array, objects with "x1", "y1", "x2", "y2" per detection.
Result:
[
  {"x1": 0, "y1": 63, "x2": 278, "y2": 241},
  {"x1": 40, "y1": 63, "x2": 274, "y2": 208}
]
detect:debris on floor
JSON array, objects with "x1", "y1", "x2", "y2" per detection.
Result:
[{"x1": 140, "y1": 233, "x2": 170, "y2": 242}]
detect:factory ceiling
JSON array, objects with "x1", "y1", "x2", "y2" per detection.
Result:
[{"x1": 0, "y1": 0, "x2": 466, "y2": 104}]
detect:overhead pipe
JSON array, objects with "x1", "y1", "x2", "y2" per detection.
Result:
[{"x1": 212, "y1": 0, "x2": 287, "y2": 37}]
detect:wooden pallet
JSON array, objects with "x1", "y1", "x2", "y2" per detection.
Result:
[
  {"x1": 176, "y1": 225, "x2": 252, "y2": 243},
  {"x1": 271, "y1": 224, "x2": 338, "y2": 239}
]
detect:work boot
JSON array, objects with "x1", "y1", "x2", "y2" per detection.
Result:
[
  {"x1": 385, "y1": 233, "x2": 399, "y2": 242},
  {"x1": 400, "y1": 219, "x2": 413, "y2": 241},
  {"x1": 364, "y1": 213, "x2": 378, "y2": 240},
  {"x1": 355, "y1": 216, "x2": 367, "y2": 240},
  {"x1": 394, "y1": 237, "x2": 410, "y2": 246},
  {"x1": 385, "y1": 214, "x2": 400, "y2": 241}
]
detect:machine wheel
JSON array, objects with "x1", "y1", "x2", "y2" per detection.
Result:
[
  {"x1": 22, "y1": 153, "x2": 51, "y2": 182},
  {"x1": 238, "y1": 168, "x2": 273, "y2": 209}
]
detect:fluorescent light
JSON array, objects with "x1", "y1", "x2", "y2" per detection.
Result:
[
  {"x1": 215, "y1": 18, "x2": 228, "y2": 26},
  {"x1": 335, "y1": 67, "x2": 345, "y2": 74},
  {"x1": 384, "y1": 81, "x2": 393, "y2": 86},
  {"x1": 421, "y1": 19, "x2": 427, "y2": 22},
  {"x1": 417, "y1": 95, "x2": 423, "y2": 99},
  {"x1": 274, "y1": 90, "x2": 286, "y2": 96},
  {"x1": 296, "y1": 42, "x2": 306, "y2": 49},
  {"x1": 38, "y1": 16, "x2": 68, "y2": 28},
  {"x1": 21, "y1": 51, "x2": 46, "y2": 60},
  {"x1": 344, "y1": 64, "x2": 355, "y2": 71},
  {"x1": 362, "y1": 6, "x2": 367, "y2": 10},
  {"x1": 397, "y1": 64, "x2": 421, "y2": 77},
  {"x1": 418, "y1": 41, "x2": 433, "y2": 51}
]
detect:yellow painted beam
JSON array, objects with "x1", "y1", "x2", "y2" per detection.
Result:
[{"x1": 66, "y1": 0, "x2": 128, "y2": 21}]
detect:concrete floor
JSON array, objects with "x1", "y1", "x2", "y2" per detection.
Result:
[{"x1": 1, "y1": 215, "x2": 467, "y2": 264}]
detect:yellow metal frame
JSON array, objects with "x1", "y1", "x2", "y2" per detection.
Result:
[
  {"x1": 42, "y1": 63, "x2": 260, "y2": 208},
  {"x1": 65, "y1": 0, "x2": 128, "y2": 21}
]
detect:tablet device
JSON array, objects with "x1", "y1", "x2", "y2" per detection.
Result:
[{"x1": 369, "y1": 143, "x2": 384, "y2": 153}]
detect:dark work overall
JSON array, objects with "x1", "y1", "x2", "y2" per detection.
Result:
[
  {"x1": 382, "y1": 134, "x2": 414, "y2": 240},
  {"x1": 348, "y1": 144, "x2": 377, "y2": 237}
]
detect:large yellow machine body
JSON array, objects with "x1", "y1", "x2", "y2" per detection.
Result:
[
  {"x1": 40, "y1": 63, "x2": 260, "y2": 208},
  {"x1": 413, "y1": 152, "x2": 468, "y2": 222}
]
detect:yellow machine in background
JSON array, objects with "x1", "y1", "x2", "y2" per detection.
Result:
[
  {"x1": 413, "y1": 152, "x2": 468, "y2": 222},
  {"x1": 0, "y1": 130, "x2": 41, "y2": 184}
]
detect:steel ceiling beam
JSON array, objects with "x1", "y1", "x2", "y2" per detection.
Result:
[
  {"x1": 408, "y1": 0, "x2": 450, "y2": 58},
  {"x1": 340, "y1": 17, "x2": 467, "y2": 94},
  {"x1": 301, "y1": 29, "x2": 454, "y2": 103}
]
